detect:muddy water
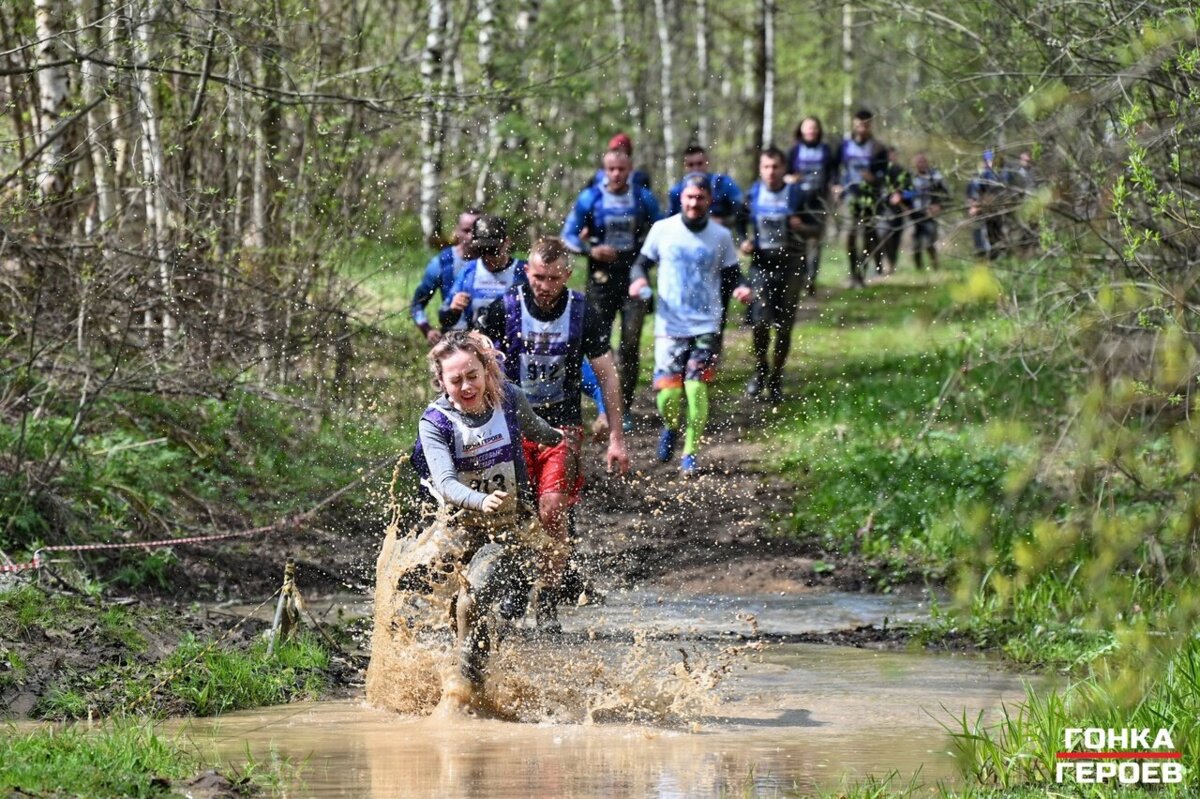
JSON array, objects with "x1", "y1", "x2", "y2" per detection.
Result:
[{"x1": 178, "y1": 590, "x2": 1035, "y2": 798}]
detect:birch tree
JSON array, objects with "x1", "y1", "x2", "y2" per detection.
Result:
[
  {"x1": 133, "y1": 0, "x2": 174, "y2": 342},
  {"x1": 654, "y1": 0, "x2": 676, "y2": 182},
  {"x1": 33, "y1": 0, "x2": 71, "y2": 200},
  {"x1": 760, "y1": 0, "x2": 775, "y2": 148},
  {"x1": 419, "y1": 0, "x2": 447, "y2": 242},
  {"x1": 694, "y1": 0, "x2": 710, "y2": 147}
]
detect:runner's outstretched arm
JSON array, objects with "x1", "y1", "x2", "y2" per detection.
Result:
[{"x1": 588, "y1": 352, "x2": 629, "y2": 474}]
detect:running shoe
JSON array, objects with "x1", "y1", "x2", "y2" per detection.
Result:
[
  {"x1": 766, "y1": 372, "x2": 783, "y2": 405},
  {"x1": 656, "y1": 427, "x2": 678, "y2": 462},
  {"x1": 680, "y1": 453, "x2": 698, "y2": 476},
  {"x1": 745, "y1": 371, "x2": 765, "y2": 398}
]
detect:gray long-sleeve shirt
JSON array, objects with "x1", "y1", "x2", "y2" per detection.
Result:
[{"x1": 417, "y1": 382, "x2": 562, "y2": 510}]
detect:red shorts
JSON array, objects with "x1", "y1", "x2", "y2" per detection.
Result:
[{"x1": 523, "y1": 426, "x2": 584, "y2": 503}]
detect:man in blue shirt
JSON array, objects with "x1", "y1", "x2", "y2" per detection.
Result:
[
  {"x1": 439, "y1": 215, "x2": 528, "y2": 331},
  {"x1": 590, "y1": 132, "x2": 652, "y2": 192},
  {"x1": 410, "y1": 208, "x2": 480, "y2": 345},
  {"x1": 967, "y1": 149, "x2": 1016, "y2": 260},
  {"x1": 563, "y1": 148, "x2": 662, "y2": 431}
]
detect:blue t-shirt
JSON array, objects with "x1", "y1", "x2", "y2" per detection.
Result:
[
  {"x1": 410, "y1": 246, "x2": 465, "y2": 328},
  {"x1": 668, "y1": 173, "x2": 743, "y2": 220},
  {"x1": 562, "y1": 184, "x2": 662, "y2": 258},
  {"x1": 639, "y1": 216, "x2": 739, "y2": 337}
]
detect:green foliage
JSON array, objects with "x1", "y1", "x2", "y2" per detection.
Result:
[
  {"x1": 0, "y1": 723, "x2": 197, "y2": 798},
  {"x1": 33, "y1": 633, "x2": 330, "y2": 721},
  {"x1": 164, "y1": 633, "x2": 329, "y2": 717},
  {"x1": 947, "y1": 634, "x2": 1200, "y2": 794}
]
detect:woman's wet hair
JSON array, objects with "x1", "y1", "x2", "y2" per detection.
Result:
[{"x1": 427, "y1": 330, "x2": 506, "y2": 410}]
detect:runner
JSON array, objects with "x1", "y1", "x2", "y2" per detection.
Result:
[
  {"x1": 476, "y1": 236, "x2": 629, "y2": 630},
  {"x1": 590, "y1": 132, "x2": 653, "y2": 192},
  {"x1": 876, "y1": 147, "x2": 912, "y2": 274},
  {"x1": 667, "y1": 146, "x2": 745, "y2": 339},
  {"x1": 629, "y1": 173, "x2": 751, "y2": 476},
  {"x1": 563, "y1": 147, "x2": 662, "y2": 432},
  {"x1": 831, "y1": 108, "x2": 889, "y2": 287},
  {"x1": 907, "y1": 152, "x2": 949, "y2": 270},
  {"x1": 740, "y1": 147, "x2": 811, "y2": 404},
  {"x1": 785, "y1": 117, "x2": 836, "y2": 295},
  {"x1": 410, "y1": 208, "x2": 480, "y2": 345},
  {"x1": 439, "y1": 215, "x2": 528, "y2": 331},
  {"x1": 406, "y1": 331, "x2": 564, "y2": 707},
  {"x1": 966, "y1": 149, "x2": 1015, "y2": 260}
]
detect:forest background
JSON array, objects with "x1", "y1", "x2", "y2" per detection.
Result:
[{"x1": 1, "y1": 0, "x2": 1200, "y2": 793}]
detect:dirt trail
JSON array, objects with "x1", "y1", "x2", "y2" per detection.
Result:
[{"x1": 572, "y1": 326, "x2": 858, "y2": 596}]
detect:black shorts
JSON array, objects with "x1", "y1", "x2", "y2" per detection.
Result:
[{"x1": 748, "y1": 249, "x2": 803, "y2": 326}]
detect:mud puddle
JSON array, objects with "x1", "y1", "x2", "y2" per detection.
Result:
[{"x1": 175, "y1": 640, "x2": 1030, "y2": 798}]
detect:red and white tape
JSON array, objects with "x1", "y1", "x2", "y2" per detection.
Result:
[{"x1": 1, "y1": 516, "x2": 303, "y2": 575}]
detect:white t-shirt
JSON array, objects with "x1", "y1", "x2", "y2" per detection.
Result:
[{"x1": 640, "y1": 215, "x2": 739, "y2": 337}]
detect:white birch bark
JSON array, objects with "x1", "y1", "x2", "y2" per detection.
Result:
[
  {"x1": 842, "y1": 1, "x2": 854, "y2": 133},
  {"x1": 75, "y1": 0, "x2": 115, "y2": 230},
  {"x1": 107, "y1": 5, "x2": 128, "y2": 180},
  {"x1": 134, "y1": 0, "x2": 174, "y2": 342},
  {"x1": 654, "y1": 0, "x2": 676, "y2": 183},
  {"x1": 741, "y1": 37, "x2": 754, "y2": 103},
  {"x1": 761, "y1": 0, "x2": 775, "y2": 147},
  {"x1": 695, "y1": 0, "x2": 709, "y2": 147},
  {"x1": 419, "y1": 0, "x2": 447, "y2": 242},
  {"x1": 611, "y1": 0, "x2": 637, "y2": 121},
  {"x1": 34, "y1": 0, "x2": 71, "y2": 199},
  {"x1": 473, "y1": 0, "x2": 498, "y2": 206},
  {"x1": 516, "y1": 0, "x2": 540, "y2": 49}
]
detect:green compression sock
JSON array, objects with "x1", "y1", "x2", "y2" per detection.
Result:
[
  {"x1": 657, "y1": 386, "x2": 683, "y2": 431},
  {"x1": 683, "y1": 380, "x2": 709, "y2": 456}
]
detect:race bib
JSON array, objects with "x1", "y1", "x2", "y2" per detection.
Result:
[
  {"x1": 519, "y1": 353, "x2": 567, "y2": 406},
  {"x1": 452, "y1": 411, "x2": 518, "y2": 511},
  {"x1": 759, "y1": 214, "x2": 787, "y2": 249},
  {"x1": 605, "y1": 215, "x2": 636, "y2": 251}
]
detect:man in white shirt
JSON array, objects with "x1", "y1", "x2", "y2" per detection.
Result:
[{"x1": 628, "y1": 173, "x2": 752, "y2": 475}]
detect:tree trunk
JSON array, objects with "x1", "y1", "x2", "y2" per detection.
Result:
[
  {"x1": 653, "y1": 0, "x2": 676, "y2": 183},
  {"x1": 472, "y1": 0, "x2": 498, "y2": 206},
  {"x1": 74, "y1": 0, "x2": 115, "y2": 231},
  {"x1": 611, "y1": 0, "x2": 637, "y2": 127},
  {"x1": 761, "y1": 0, "x2": 775, "y2": 148},
  {"x1": 694, "y1": 0, "x2": 710, "y2": 147},
  {"x1": 134, "y1": 0, "x2": 174, "y2": 343},
  {"x1": 419, "y1": 0, "x2": 447, "y2": 243},
  {"x1": 516, "y1": 0, "x2": 540, "y2": 49},
  {"x1": 842, "y1": 0, "x2": 853, "y2": 134},
  {"x1": 107, "y1": 5, "x2": 129, "y2": 181},
  {"x1": 34, "y1": 0, "x2": 71, "y2": 200}
]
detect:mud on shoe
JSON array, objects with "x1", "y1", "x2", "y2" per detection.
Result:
[
  {"x1": 680, "y1": 453, "x2": 698, "y2": 477},
  {"x1": 534, "y1": 590, "x2": 562, "y2": 635}
]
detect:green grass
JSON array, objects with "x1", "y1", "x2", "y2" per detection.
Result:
[
  {"x1": 0, "y1": 723, "x2": 201, "y2": 798},
  {"x1": 33, "y1": 633, "x2": 330, "y2": 720},
  {"x1": 761, "y1": 261, "x2": 1197, "y2": 674}
]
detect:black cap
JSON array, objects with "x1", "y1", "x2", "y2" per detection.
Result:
[{"x1": 471, "y1": 215, "x2": 507, "y2": 253}]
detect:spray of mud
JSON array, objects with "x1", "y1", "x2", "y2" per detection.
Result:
[{"x1": 365, "y1": 513, "x2": 749, "y2": 725}]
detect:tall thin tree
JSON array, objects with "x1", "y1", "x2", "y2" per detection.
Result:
[{"x1": 654, "y1": 0, "x2": 676, "y2": 183}]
